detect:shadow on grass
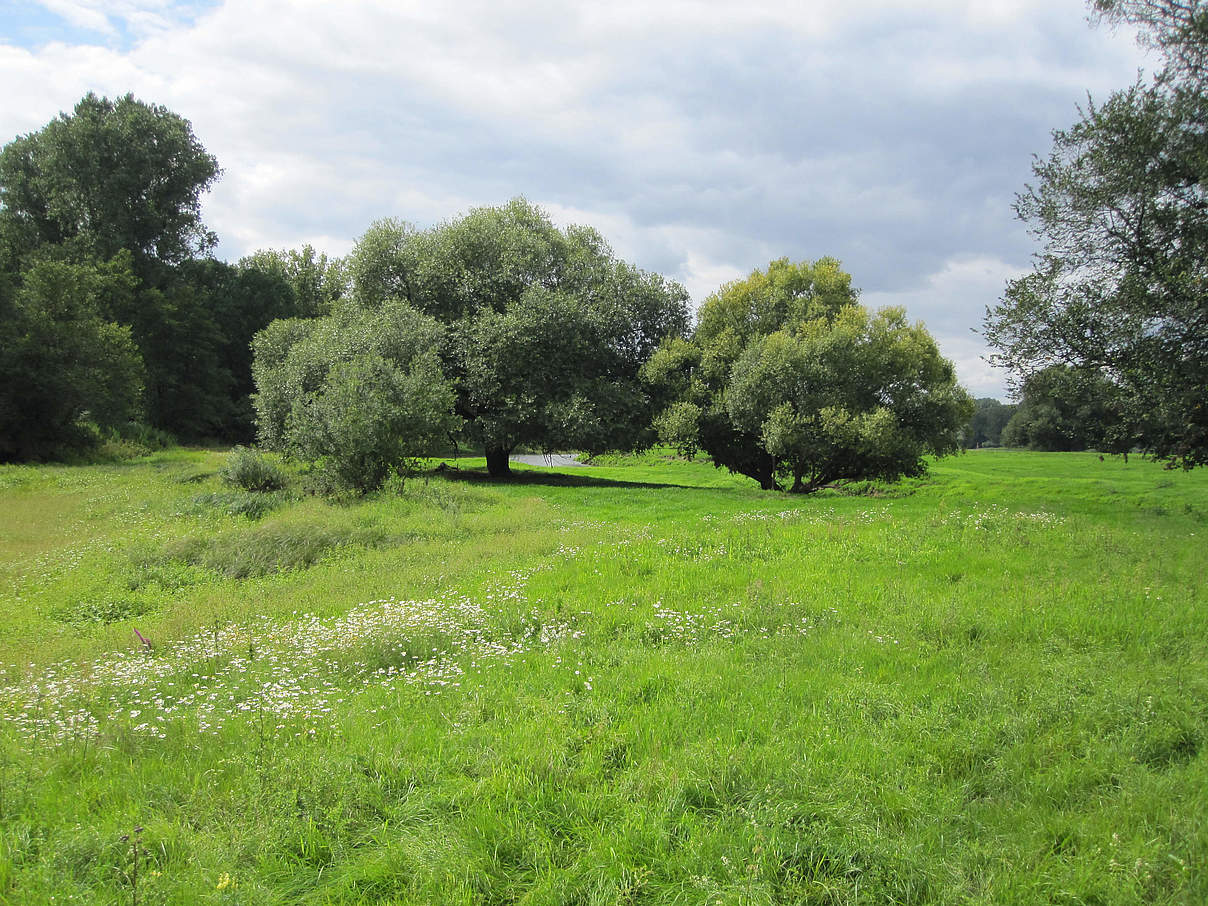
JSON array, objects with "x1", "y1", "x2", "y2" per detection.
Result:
[{"x1": 424, "y1": 462, "x2": 709, "y2": 492}]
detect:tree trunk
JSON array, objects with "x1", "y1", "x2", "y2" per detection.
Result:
[
  {"x1": 485, "y1": 446, "x2": 511, "y2": 478},
  {"x1": 757, "y1": 452, "x2": 780, "y2": 491}
]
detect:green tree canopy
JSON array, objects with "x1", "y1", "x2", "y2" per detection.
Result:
[
  {"x1": 0, "y1": 94, "x2": 319, "y2": 449},
  {"x1": 252, "y1": 301, "x2": 458, "y2": 491},
  {"x1": 344, "y1": 198, "x2": 690, "y2": 475},
  {"x1": 985, "y1": 0, "x2": 1208, "y2": 468},
  {"x1": 0, "y1": 93, "x2": 219, "y2": 275},
  {"x1": 648, "y1": 258, "x2": 973, "y2": 492},
  {"x1": 0, "y1": 252, "x2": 143, "y2": 461},
  {"x1": 241, "y1": 245, "x2": 347, "y2": 318},
  {"x1": 964, "y1": 397, "x2": 1017, "y2": 448},
  {"x1": 138, "y1": 258, "x2": 299, "y2": 440},
  {"x1": 1000, "y1": 366, "x2": 1127, "y2": 453}
]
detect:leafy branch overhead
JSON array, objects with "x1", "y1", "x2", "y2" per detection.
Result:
[{"x1": 986, "y1": 0, "x2": 1208, "y2": 468}]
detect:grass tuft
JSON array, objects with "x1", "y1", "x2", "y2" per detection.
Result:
[
  {"x1": 219, "y1": 445, "x2": 289, "y2": 493},
  {"x1": 163, "y1": 517, "x2": 394, "y2": 579}
]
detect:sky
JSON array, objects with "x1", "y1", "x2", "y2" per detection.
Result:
[{"x1": 0, "y1": 0, "x2": 1154, "y2": 398}]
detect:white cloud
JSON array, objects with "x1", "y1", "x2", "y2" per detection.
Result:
[{"x1": 36, "y1": 0, "x2": 116, "y2": 35}]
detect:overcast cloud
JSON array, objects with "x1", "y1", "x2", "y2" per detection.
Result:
[{"x1": 1, "y1": 0, "x2": 1153, "y2": 397}]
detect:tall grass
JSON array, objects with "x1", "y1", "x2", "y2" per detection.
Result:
[{"x1": 0, "y1": 449, "x2": 1203, "y2": 903}]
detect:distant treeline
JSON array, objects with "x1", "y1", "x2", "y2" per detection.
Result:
[{"x1": 965, "y1": 365, "x2": 1138, "y2": 454}]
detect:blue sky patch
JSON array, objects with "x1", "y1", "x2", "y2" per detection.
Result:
[{"x1": 1, "y1": 1, "x2": 218, "y2": 51}]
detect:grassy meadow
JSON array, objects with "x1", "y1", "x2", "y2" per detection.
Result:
[{"x1": 0, "y1": 448, "x2": 1204, "y2": 904}]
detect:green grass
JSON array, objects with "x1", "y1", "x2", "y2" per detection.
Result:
[{"x1": 0, "y1": 448, "x2": 1204, "y2": 904}]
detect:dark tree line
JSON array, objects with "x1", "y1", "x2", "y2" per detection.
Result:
[
  {"x1": 0, "y1": 94, "x2": 340, "y2": 460},
  {"x1": 1000, "y1": 366, "x2": 1130, "y2": 452},
  {"x1": 963, "y1": 398, "x2": 1016, "y2": 448},
  {"x1": 962, "y1": 375, "x2": 1133, "y2": 454}
]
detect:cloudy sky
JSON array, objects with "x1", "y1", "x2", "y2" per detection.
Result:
[{"x1": 1, "y1": 0, "x2": 1153, "y2": 397}]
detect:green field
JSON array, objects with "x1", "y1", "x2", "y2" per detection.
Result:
[{"x1": 0, "y1": 449, "x2": 1204, "y2": 904}]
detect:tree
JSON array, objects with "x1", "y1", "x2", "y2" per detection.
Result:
[
  {"x1": 251, "y1": 301, "x2": 458, "y2": 492},
  {"x1": 647, "y1": 258, "x2": 973, "y2": 492},
  {"x1": 1094, "y1": 1, "x2": 1208, "y2": 82},
  {"x1": 0, "y1": 93, "x2": 299, "y2": 446},
  {"x1": 963, "y1": 397, "x2": 1017, "y2": 448},
  {"x1": 0, "y1": 95, "x2": 331, "y2": 446},
  {"x1": 0, "y1": 253, "x2": 143, "y2": 461},
  {"x1": 0, "y1": 92, "x2": 219, "y2": 275},
  {"x1": 1000, "y1": 365, "x2": 1127, "y2": 452},
  {"x1": 346, "y1": 199, "x2": 690, "y2": 476},
  {"x1": 654, "y1": 401, "x2": 704, "y2": 458},
  {"x1": 241, "y1": 245, "x2": 347, "y2": 317},
  {"x1": 985, "y1": 1, "x2": 1208, "y2": 468},
  {"x1": 138, "y1": 258, "x2": 300, "y2": 440}
]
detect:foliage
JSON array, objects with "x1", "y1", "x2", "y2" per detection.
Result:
[
  {"x1": 454, "y1": 285, "x2": 667, "y2": 470},
  {"x1": 650, "y1": 258, "x2": 973, "y2": 491},
  {"x1": 123, "y1": 257, "x2": 303, "y2": 441},
  {"x1": 1001, "y1": 365, "x2": 1128, "y2": 452},
  {"x1": 985, "y1": 0, "x2": 1208, "y2": 467},
  {"x1": 1093, "y1": 0, "x2": 1208, "y2": 81},
  {"x1": 653, "y1": 401, "x2": 703, "y2": 458},
  {"x1": 291, "y1": 353, "x2": 457, "y2": 493},
  {"x1": 219, "y1": 446, "x2": 288, "y2": 493},
  {"x1": 0, "y1": 253, "x2": 143, "y2": 461},
  {"x1": 964, "y1": 397, "x2": 1017, "y2": 447},
  {"x1": 252, "y1": 302, "x2": 458, "y2": 492},
  {"x1": 240, "y1": 245, "x2": 347, "y2": 317},
  {"x1": 346, "y1": 198, "x2": 690, "y2": 475},
  {"x1": 729, "y1": 308, "x2": 972, "y2": 492},
  {"x1": 93, "y1": 423, "x2": 177, "y2": 463},
  {"x1": 0, "y1": 93, "x2": 306, "y2": 449},
  {"x1": 694, "y1": 255, "x2": 859, "y2": 347},
  {"x1": 0, "y1": 92, "x2": 218, "y2": 272}
]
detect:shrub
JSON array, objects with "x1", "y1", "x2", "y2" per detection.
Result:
[
  {"x1": 654, "y1": 401, "x2": 702, "y2": 459},
  {"x1": 290, "y1": 352, "x2": 457, "y2": 493},
  {"x1": 220, "y1": 446, "x2": 288, "y2": 492},
  {"x1": 94, "y1": 423, "x2": 178, "y2": 461},
  {"x1": 252, "y1": 301, "x2": 459, "y2": 493}
]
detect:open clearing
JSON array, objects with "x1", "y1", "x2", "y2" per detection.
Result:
[{"x1": 0, "y1": 449, "x2": 1204, "y2": 904}]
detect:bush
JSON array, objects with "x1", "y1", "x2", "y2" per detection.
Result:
[
  {"x1": 252, "y1": 302, "x2": 459, "y2": 493},
  {"x1": 93, "y1": 423, "x2": 178, "y2": 461},
  {"x1": 220, "y1": 446, "x2": 288, "y2": 492},
  {"x1": 289, "y1": 352, "x2": 455, "y2": 493},
  {"x1": 654, "y1": 401, "x2": 702, "y2": 459}
]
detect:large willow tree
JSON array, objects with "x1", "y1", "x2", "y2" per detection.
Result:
[
  {"x1": 341, "y1": 198, "x2": 690, "y2": 477},
  {"x1": 646, "y1": 258, "x2": 972, "y2": 492}
]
